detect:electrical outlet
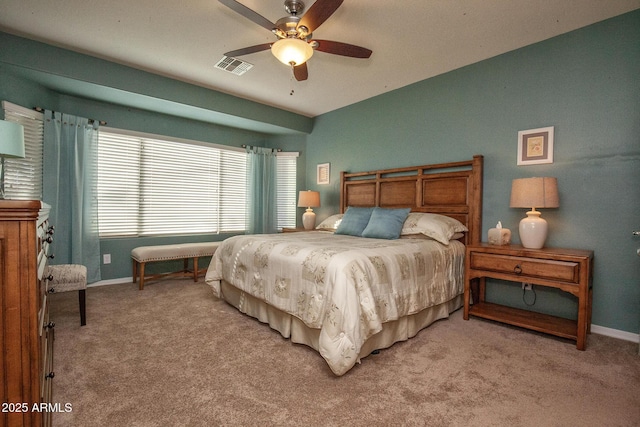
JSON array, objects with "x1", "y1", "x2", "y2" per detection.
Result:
[
  {"x1": 103, "y1": 253, "x2": 111, "y2": 264},
  {"x1": 522, "y1": 282, "x2": 532, "y2": 291}
]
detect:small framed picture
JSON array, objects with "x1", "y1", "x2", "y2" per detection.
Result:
[
  {"x1": 517, "y1": 126, "x2": 554, "y2": 165},
  {"x1": 317, "y1": 163, "x2": 330, "y2": 185}
]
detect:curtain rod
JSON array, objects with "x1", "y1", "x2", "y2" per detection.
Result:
[
  {"x1": 34, "y1": 107, "x2": 107, "y2": 126},
  {"x1": 242, "y1": 144, "x2": 282, "y2": 152}
]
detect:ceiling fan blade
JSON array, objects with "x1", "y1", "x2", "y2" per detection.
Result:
[
  {"x1": 312, "y1": 40, "x2": 372, "y2": 58},
  {"x1": 224, "y1": 43, "x2": 272, "y2": 57},
  {"x1": 293, "y1": 63, "x2": 308, "y2": 81},
  {"x1": 297, "y1": 0, "x2": 344, "y2": 34},
  {"x1": 219, "y1": 0, "x2": 275, "y2": 32}
]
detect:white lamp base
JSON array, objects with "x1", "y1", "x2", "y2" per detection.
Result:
[
  {"x1": 302, "y1": 208, "x2": 316, "y2": 230},
  {"x1": 519, "y1": 209, "x2": 548, "y2": 249}
]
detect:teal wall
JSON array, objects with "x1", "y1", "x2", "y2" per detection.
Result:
[
  {"x1": 304, "y1": 11, "x2": 640, "y2": 333},
  {"x1": 0, "y1": 11, "x2": 638, "y2": 333}
]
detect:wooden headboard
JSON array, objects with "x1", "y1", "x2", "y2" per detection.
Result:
[{"x1": 340, "y1": 155, "x2": 483, "y2": 245}]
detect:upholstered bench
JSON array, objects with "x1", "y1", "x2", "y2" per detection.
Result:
[
  {"x1": 46, "y1": 264, "x2": 87, "y2": 326},
  {"x1": 131, "y1": 242, "x2": 220, "y2": 290}
]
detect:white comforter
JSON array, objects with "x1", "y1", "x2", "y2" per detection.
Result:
[{"x1": 205, "y1": 232, "x2": 465, "y2": 375}]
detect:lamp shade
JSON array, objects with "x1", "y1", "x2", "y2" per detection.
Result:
[
  {"x1": 271, "y1": 38, "x2": 314, "y2": 66},
  {"x1": 509, "y1": 177, "x2": 559, "y2": 209},
  {"x1": 510, "y1": 177, "x2": 559, "y2": 249},
  {"x1": 298, "y1": 190, "x2": 320, "y2": 208},
  {"x1": 0, "y1": 120, "x2": 25, "y2": 158}
]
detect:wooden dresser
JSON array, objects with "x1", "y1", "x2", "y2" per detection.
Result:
[{"x1": 0, "y1": 200, "x2": 54, "y2": 427}]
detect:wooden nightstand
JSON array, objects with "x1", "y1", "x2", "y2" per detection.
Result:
[{"x1": 463, "y1": 244, "x2": 594, "y2": 350}]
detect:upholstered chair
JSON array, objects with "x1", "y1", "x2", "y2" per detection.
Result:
[{"x1": 45, "y1": 264, "x2": 87, "y2": 326}]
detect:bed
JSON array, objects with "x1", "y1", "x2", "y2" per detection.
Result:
[{"x1": 205, "y1": 155, "x2": 483, "y2": 375}]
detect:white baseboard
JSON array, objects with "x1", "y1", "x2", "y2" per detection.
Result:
[
  {"x1": 591, "y1": 324, "x2": 639, "y2": 343},
  {"x1": 86, "y1": 277, "x2": 640, "y2": 345},
  {"x1": 87, "y1": 277, "x2": 133, "y2": 287}
]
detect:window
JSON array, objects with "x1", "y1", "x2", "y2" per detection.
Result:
[
  {"x1": 97, "y1": 128, "x2": 298, "y2": 237},
  {"x1": 1, "y1": 101, "x2": 44, "y2": 200}
]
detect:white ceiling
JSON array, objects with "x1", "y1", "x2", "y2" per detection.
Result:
[{"x1": 1, "y1": 0, "x2": 639, "y2": 118}]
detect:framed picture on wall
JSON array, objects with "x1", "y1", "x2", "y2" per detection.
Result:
[
  {"x1": 317, "y1": 163, "x2": 330, "y2": 185},
  {"x1": 517, "y1": 126, "x2": 554, "y2": 165}
]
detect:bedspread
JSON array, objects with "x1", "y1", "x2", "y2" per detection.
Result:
[{"x1": 205, "y1": 232, "x2": 465, "y2": 375}]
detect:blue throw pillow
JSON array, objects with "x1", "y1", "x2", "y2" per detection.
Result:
[
  {"x1": 335, "y1": 207, "x2": 375, "y2": 237},
  {"x1": 361, "y1": 207, "x2": 411, "y2": 239}
]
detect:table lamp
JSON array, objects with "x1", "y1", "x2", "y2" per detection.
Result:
[
  {"x1": 0, "y1": 120, "x2": 26, "y2": 199},
  {"x1": 297, "y1": 190, "x2": 320, "y2": 230},
  {"x1": 509, "y1": 177, "x2": 559, "y2": 249}
]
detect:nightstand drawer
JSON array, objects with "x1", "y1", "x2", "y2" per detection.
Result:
[{"x1": 469, "y1": 252, "x2": 580, "y2": 283}]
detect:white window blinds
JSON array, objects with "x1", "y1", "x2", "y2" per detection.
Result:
[
  {"x1": 97, "y1": 128, "x2": 247, "y2": 237},
  {"x1": 219, "y1": 149, "x2": 248, "y2": 231},
  {"x1": 1, "y1": 101, "x2": 44, "y2": 200},
  {"x1": 97, "y1": 131, "x2": 141, "y2": 236}
]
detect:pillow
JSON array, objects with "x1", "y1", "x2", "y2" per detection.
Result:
[
  {"x1": 401, "y1": 212, "x2": 468, "y2": 245},
  {"x1": 335, "y1": 207, "x2": 374, "y2": 237},
  {"x1": 316, "y1": 214, "x2": 343, "y2": 231},
  {"x1": 400, "y1": 232, "x2": 465, "y2": 241},
  {"x1": 361, "y1": 207, "x2": 411, "y2": 239}
]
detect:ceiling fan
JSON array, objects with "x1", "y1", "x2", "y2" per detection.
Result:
[{"x1": 219, "y1": 0, "x2": 372, "y2": 81}]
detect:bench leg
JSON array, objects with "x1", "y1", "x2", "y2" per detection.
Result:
[
  {"x1": 193, "y1": 257, "x2": 199, "y2": 282},
  {"x1": 132, "y1": 259, "x2": 138, "y2": 284},
  {"x1": 139, "y1": 262, "x2": 146, "y2": 290},
  {"x1": 79, "y1": 289, "x2": 86, "y2": 326}
]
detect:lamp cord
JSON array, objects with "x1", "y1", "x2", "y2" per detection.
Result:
[{"x1": 522, "y1": 287, "x2": 537, "y2": 306}]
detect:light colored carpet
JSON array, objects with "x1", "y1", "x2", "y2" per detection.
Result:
[{"x1": 49, "y1": 278, "x2": 640, "y2": 426}]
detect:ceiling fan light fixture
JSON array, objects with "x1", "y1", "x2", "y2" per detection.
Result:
[{"x1": 271, "y1": 38, "x2": 314, "y2": 66}]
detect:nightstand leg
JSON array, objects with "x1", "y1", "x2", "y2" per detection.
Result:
[
  {"x1": 587, "y1": 286, "x2": 593, "y2": 334},
  {"x1": 464, "y1": 277, "x2": 482, "y2": 320},
  {"x1": 464, "y1": 278, "x2": 471, "y2": 320},
  {"x1": 478, "y1": 277, "x2": 486, "y2": 303},
  {"x1": 576, "y1": 288, "x2": 588, "y2": 351}
]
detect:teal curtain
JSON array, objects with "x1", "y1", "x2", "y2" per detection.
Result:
[
  {"x1": 43, "y1": 110, "x2": 101, "y2": 283},
  {"x1": 245, "y1": 146, "x2": 278, "y2": 234}
]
